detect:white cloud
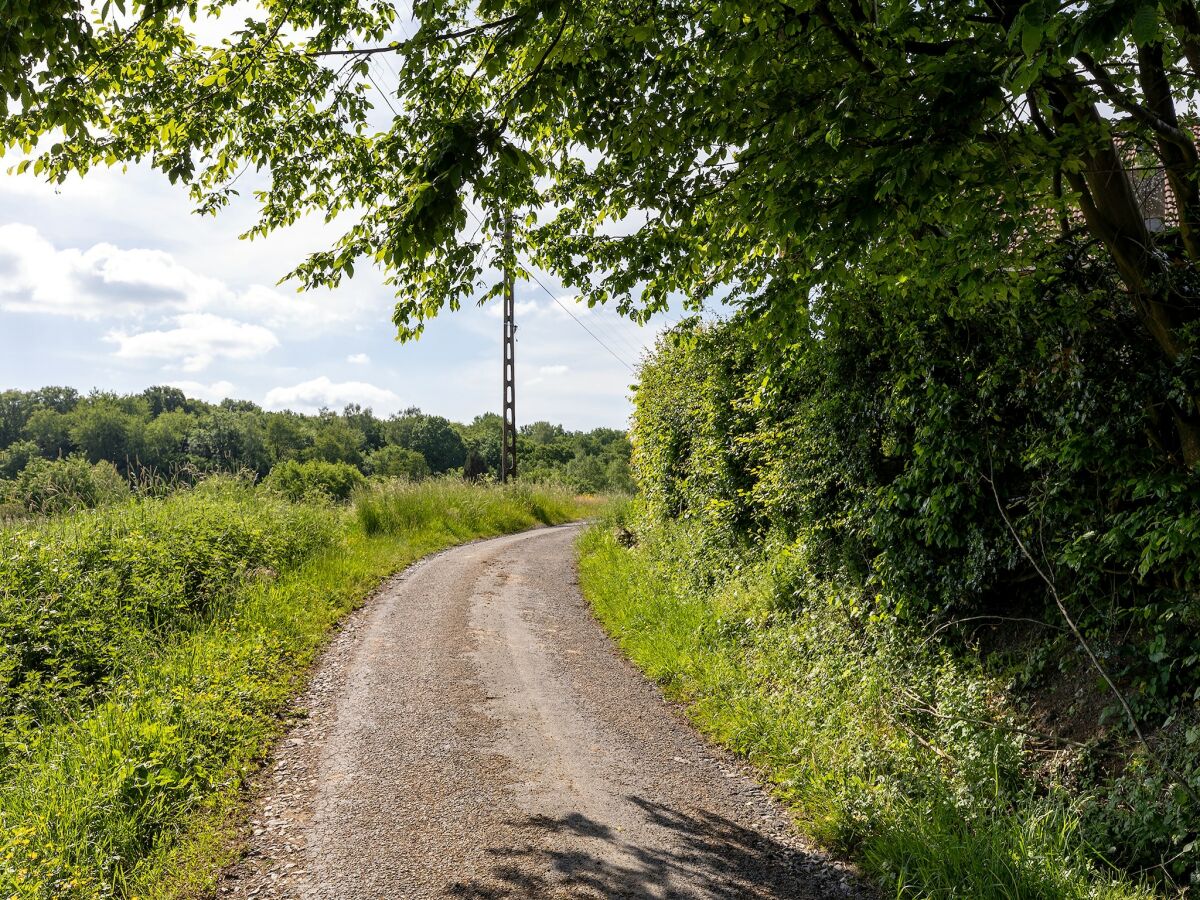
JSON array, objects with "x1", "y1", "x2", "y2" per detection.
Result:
[
  {"x1": 346, "y1": 352, "x2": 370, "y2": 365},
  {"x1": 539, "y1": 364, "x2": 569, "y2": 376},
  {"x1": 0, "y1": 223, "x2": 224, "y2": 319},
  {"x1": 168, "y1": 380, "x2": 236, "y2": 402},
  {"x1": 224, "y1": 284, "x2": 373, "y2": 333},
  {"x1": 0, "y1": 223, "x2": 377, "y2": 334},
  {"x1": 263, "y1": 376, "x2": 402, "y2": 415},
  {"x1": 106, "y1": 313, "x2": 279, "y2": 372}
]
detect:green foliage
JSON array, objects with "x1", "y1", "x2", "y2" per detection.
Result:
[
  {"x1": 520, "y1": 423, "x2": 635, "y2": 494},
  {"x1": 0, "y1": 480, "x2": 583, "y2": 898},
  {"x1": 0, "y1": 456, "x2": 130, "y2": 516},
  {"x1": 263, "y1": 459, "x2": 366, "y2": 501},
  {"x1": 186, "y1": 408, "x2": 269, "y2": 476},
  {"x1": 354, "y1": 478, "x2": 579, "y2": 538},
  {"x1": 633, "y1": 289, "x2": 1200, "y2": 715},
  {"x1": 628, "y1": 265, "x2": 1200, "y2": 888},
  {"x1": 10, "y1": 2, "x2": 1200, "y2": 472},
  {"x1": 69, "y1": 401, "x2": 143, "y2": 467},
  {"x1": 364, "y1": 444, "x2": 430, "y2": 480},
  {"x1": 0, "y1": 479, "x2": 335, "y2": 724},
  {"x1": 141, "y1": 409, "x2": 194, "y2": 472},
  {"x1": 22, "y1": 408, "x2": 72, "y2": 458},
  {"x1": 308, "y1": 414, "x2": 366, "y2": 466},
  {"x1": 0, "y1": 387, "x2": 634, "y2": 496},
  {"x1": 578, "y1": 515, "x2": 1155, "y2": 900},
  {"x1": 0, "y1": 440, "x2": 37, "y2": 479},
  {"x1": 387, "y1": 410, "x2": 466, "y2": 473},
  {"x1": 1081, "y1": 715, "x2": 1200, "y2": 884}
]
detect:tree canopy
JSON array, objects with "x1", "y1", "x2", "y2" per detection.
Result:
[
  {"x1": 6, "y1": 1, "x2": 1200, "y2": 462},
  {"x1": 0, "y1": 385, "x2": 634, "y2": 506}
]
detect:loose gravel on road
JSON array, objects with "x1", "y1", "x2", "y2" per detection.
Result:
[{"x1": 216, "y1": 524, "x2": 871, "y2": 899}]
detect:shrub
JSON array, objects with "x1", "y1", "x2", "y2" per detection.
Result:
[
  {"x1": 364, "y1": 444, "x2": 430, "y2": 480},
  {"x1": 633, "y1": 297, "x2": 1200, "y2": 713},
  {"x1": 263, "y1": 458, "x2": 365, "y2": 501},
  {"x1": 0, "y1": 456, "x2": 129, "y2": 514},
  {"x1": 0, "y1": 480, "x2": 337, "y2": 723},
  {"x1": 0, "y1": 439, "x2": 38, "y2": 479}
]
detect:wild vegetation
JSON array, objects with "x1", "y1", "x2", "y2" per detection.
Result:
[
  {"x1": 7, "y1": 1, "x2": 1200, "y2": 897},
  {"x1": 580, "y1": 520, "x2": 1157, "y2": 900},
  {"x1": 0, "y1": 476, "x2": 582, "y2": 898},
  {"x1": 575, "y1": 293, "x2": 1200, "y2": 896},
  {"x1": 0, "y1": 385, "x2": 633, "y2": 514}
]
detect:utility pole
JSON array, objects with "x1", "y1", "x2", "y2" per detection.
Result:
[{"x1": 500, "y1": 206, "x2": 517, "y2": 483}]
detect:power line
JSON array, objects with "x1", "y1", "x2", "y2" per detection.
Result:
[
  {"x1": 456, "y1": 195, "x2": 637, "y2": 372},
  {"x1": 366, "y1": 59, "x2": 398, "y2": 116},
  {"x1": 523, "y1": 266, "x2": 636, "y2": 372},
  {"x1": 596, "y1": 307, "x2": 651, "y2": 358}
]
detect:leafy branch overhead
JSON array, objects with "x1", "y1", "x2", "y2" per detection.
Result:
[{"x1": 7, "y1": 1, "x2": 1200, "y2": 461}]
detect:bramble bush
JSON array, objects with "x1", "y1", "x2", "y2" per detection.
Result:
[{"x1": 0, "y1": 478, "x2": 337, "y2": 728}]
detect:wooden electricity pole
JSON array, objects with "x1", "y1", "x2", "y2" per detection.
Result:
[{"x1": 500, "y1": 207, "x2": 517, "y2": 482}]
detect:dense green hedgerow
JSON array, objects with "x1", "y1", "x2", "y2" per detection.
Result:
[
  {"x1": 0, "y1": 478, "x2": 337, "y2": 729},
  {"x1": 625, "y1": 266, "x2": 1200, "y2": 891}
]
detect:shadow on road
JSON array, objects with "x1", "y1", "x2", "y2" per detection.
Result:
[{"x1": 447, "y1": 795, "x2": 851, "y2": 899}]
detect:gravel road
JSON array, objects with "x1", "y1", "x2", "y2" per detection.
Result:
[{"x1": 216, "y1": 524, "x2": 869, "y2": 899}]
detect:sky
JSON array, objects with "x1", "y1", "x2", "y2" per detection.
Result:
[
  {"x1": 0, "y1": 4, "x2": 693, "y2": 431},
  {"x1": 0, "y1": 152, "x2": 679, "y2": 430}
]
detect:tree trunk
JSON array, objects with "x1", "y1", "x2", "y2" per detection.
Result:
[{"x1": 1047, "y1": 76, "x2": 1200, "y2": 466}]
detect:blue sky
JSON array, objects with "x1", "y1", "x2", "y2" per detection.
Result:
[{"x1": 0, "y1": 155, "x2": 676, "y2": 429}]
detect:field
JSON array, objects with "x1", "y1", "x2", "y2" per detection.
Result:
[{"x1": 0, "y1": 478, "x2": 583, "y2": 899}]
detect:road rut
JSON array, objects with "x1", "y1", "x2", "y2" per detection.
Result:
[{"x1": 217, "y1": 524, "x2": 867, "y2": 899}]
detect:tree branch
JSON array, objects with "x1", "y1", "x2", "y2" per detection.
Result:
[
  {"x1": 985, "y1": 467, "x2": 1200, "y2": 805},
  {"x1": 814, "y1": 0, "x2": 879, "y2": 75},
  {"x1": 1075, "y1": 51, "x2": 1195, "y2": 150},
  {"x1": 307, "y1": 13, "x2": 523, "y2": 57},
  {"x1": 1136, "y1": 41, "x2": 1200, "y2": 261},
  {"x1": 1164, "y1": 0, "x2": 1200, "y2": 80}
]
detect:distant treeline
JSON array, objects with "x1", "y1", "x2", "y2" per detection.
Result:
[{"x1": 0, "y1": 385, "x2": 633, "y2": 502}]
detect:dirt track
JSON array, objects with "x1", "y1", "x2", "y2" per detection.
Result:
[{"x1": 216, "y1": 524, "x2": 868, "y2": 899}]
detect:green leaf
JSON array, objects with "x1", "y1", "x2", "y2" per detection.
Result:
[
  {"x1": 1022, "y1": 20, "x2": 1044, "y2": 57},
  {"x1": 1131, "y1": 4, "x2": 1158, "y2": 46}
]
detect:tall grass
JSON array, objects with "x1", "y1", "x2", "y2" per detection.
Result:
[
  {"x1": 0, "y1": 478, "x2": 584, "y2": 899},
  {"x1": 577, "y1": 513, "x2": 1157, "y2": 900},
  {"x1": 354, "y1": 477, "x2": 581, "y2": 538}
]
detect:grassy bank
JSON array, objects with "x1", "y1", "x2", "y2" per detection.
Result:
[
  {"x1": 0, "y1": 478, "x2": 582, "y2": 899},
  {"x1": 577, "y1": 512, "x2": 1158, "y2": 900}
]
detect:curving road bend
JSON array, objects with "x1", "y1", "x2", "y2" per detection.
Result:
[{"x1": 217, "y1": 524, "x2": 868, "y2": 899}]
